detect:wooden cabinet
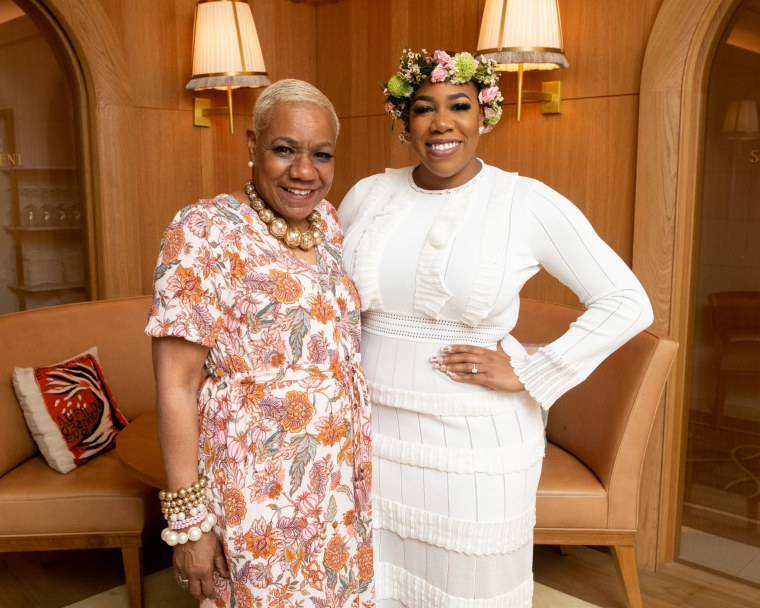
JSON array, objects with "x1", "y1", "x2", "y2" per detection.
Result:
[{"x1": 2, "y1": 166, "x2": 87, "y2": 311}]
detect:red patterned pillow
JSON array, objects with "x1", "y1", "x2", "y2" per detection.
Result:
[{"x1": 12, "y1": 347, "x2": 128, "y2": 474}]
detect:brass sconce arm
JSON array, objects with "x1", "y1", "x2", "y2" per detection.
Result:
[{"x1": 193, "y1": 88, "x2": 235, "y2": 132}]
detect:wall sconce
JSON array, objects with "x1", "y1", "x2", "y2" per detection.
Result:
[
  {"x1": 476, "y1": 0, "x2": 568, "y2": 121},
  {"x1": 187, "y1": 0, "x2": 270, "y2": 133},
  {"x1": 723, "y1": 99, "x2": 759, "y2": 140}
]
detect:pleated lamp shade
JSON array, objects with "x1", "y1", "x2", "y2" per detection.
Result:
[
  {"x1": 477, "y1": 0, "x2": 568, "y2": 72},
  {"x1": 722, "y1": 100, "x2": 759, "y2": 140},
  {"x1": 186, "y1": 0, "x2": 269, "y2": 91}
]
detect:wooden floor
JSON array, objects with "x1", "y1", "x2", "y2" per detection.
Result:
[
  {"x1": 2, "y1": 541, "x2": 759, "y2": 607},
  {"x1": 533, "y1": 545, "x2": 760, "y2": 607}
]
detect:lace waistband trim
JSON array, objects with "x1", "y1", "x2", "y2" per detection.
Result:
[{"x1": 362, "y1": 310, "x2": 510, "y2": 345}]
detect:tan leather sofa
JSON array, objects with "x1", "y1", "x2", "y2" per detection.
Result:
[{"x1": 0, "y1": 295, "x2": 157, "y2": 608}]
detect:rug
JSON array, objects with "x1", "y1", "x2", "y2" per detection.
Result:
[
  {"x1": 684, "y1": 415, "x2": 760, "y2": 545},
  {"x1": 64, "y1": 567, "x2": 600, "y2": 607}
]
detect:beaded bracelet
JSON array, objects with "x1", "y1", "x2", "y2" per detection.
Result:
[
  {"x1": 168, "y1": 505, "x2": 209, "y2": 530},
  {"x1": 161, "y1": 512, "x2": 218, "y2": 546},
  {"x1": 159, "y1": 477, "x2": 207, "y2": 524}
]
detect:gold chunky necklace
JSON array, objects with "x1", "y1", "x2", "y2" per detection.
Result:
[{"x1": 244, "y1": 180, "x2": 325, "y2": 251}]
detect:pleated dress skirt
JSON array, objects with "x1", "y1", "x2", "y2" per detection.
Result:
[{"x1": 360, "y1": 312, "x2": 546, "y2": 608}]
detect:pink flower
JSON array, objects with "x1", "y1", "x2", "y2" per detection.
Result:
[
  {"x1": 239, "y1": 298, "x2": 255, "y2": 315},
  {"x1": 167, "y1": 319, "x2": 188, "y2": 337},
  {"x1": 384, "y1": 101, "x2": 394, "y2": 114},
  {"x1": 433, "y1": 50, "x2": 451, "y2": 65},
  {"x1": 217, "y1": 430, "x2": 227, "y2": 446},
  {"x1": 430, "y1": 64, "x2": 447, "y2": 83},
  {"x1": 250, "y1": 425, "x2": 267, "y2": 443},
  {"x1": 224, "y1": 315, "x2": 239, "y2": 334},
  {"x1": 219, "y1": 395, "x2": 232, "y2": 417},
  {"x1": 362, "y1": 421, "x2": 372, "y2": 438},
  {"x1": 478, "y1": 86, "x2": 499, "y2": 104},
  {"x1": 300, "y1": 522, "x2": 319, "y2": 541},
  {"x1": 227, "y1": 438, "x2": 246, "y2": 463},
  {"x1": 480, "y1": 124, "x2": 495, "y2": 135},
  {"x1": 297, "y1": 492, "x2": 320, "y2": 514}
]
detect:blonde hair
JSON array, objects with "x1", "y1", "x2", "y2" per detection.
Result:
[{"x1": 253, "y1": 79, "x2": 339, "y2": 139}]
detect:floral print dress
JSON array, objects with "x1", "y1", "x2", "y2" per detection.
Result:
[{"x1": 146, "y1": 194, "x2": 374, "y2": 608}]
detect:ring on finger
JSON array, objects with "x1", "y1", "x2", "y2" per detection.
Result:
[
  {"x1": 177, "y1": 572, "x2": 189, "y2": 586},
  {"x1": 471, "y1": 363, "x2": 478, "y2": 374}
]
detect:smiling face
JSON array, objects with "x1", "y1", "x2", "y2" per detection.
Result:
[
  {"x1": 408, "y1": 80, "x2": 484, "y2": 190},
  {"x1": 248, "y1": 101, "x2": 337, "y2": 230}
]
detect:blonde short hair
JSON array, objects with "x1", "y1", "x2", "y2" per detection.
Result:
[{"x1": 253, "y1": 79, "x2": 340, "y2": 139}]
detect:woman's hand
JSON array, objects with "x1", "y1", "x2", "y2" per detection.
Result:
[
  {"x1": 174, "y1": 530, "x2": 229, "y2": 600},
  {"x1": 432, "y1": 343, "x2": 525, "y2": 392}
]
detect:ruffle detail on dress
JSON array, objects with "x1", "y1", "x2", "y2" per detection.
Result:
[
  {"x1": 413, "y1": 173, "x2": 483, "y2": 319},
  {"x1": 373, "y1": 432, "x2": 545, "y2": 474},
  {"x1": 511, "y1": 345, "x2": 584, "y2": 410},
  {"x1": 376, "y1": 562, "x2": 534, "y2": 608},
  {"x1": 461, "y1": 171, "x2": 518, "y2": 327},
  {"x1": 368, "y1": 381, "x2": 525, "y2": 417},
  {"x1": 347, "y1": 169, "x2": 412, "y2": 312},
  {"x1": 374, "y1": 495, "x2": 535, "y2": 555}
]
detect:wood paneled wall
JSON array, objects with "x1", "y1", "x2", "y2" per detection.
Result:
[
  {"x1": 42, "y1": 0, "x2": 318, "y2": 297},
  {"x1": 43, "y1": 0, "x2": 665, "y2": 304},
  {"x1": 318, "y1": 0, "x2": 663, "y2": 305},
  {"x1": 38, "y1": 0, "x2": 678, "y2": 568}
]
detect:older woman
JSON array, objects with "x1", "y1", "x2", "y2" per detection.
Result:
[
  {"x1": 146, "y1": 79, "x2": 374, "y2": 607},
  {"x1": 338, "y1": 50, "x2": 653, "y2": 607}
]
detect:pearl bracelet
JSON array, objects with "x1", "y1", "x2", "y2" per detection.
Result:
[
  {"x1": 168, "y1": 506, "x2": 209, "y2": 530},
  {"x1": 161, "y1": 512, "x2": 218, "y2": 546}
]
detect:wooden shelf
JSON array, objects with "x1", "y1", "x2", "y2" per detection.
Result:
[
  {"x1": 4, "y1": 225, "x2": 83, "y2": 234},
  {"x1": 3, "y1": 161, "x2": 87, "y2": 311},
  {"x1": 9, "y1": 282, "x2": 86, "y2": 294},
  {"x1": 0, "y1": 166, "x2": 76, "y2": 172}
]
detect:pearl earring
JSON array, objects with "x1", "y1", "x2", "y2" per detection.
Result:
[
  {"x1": 478, "y1": 126, "x2": 485, "y2": 135},
  {"x1": 248, "y1": 161, "x2": 254, "y2": 168}
]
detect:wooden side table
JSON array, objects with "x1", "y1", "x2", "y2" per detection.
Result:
[{"x1": 116, "y1": 411, "x2": 167, "y2": 488}]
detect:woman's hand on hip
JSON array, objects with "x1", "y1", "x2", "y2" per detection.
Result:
[
  {"x1": 174, "y1": 530, "x2": 228, "y2": 600},
  {"x1": 432, "y1": 343, "x2": 525, "y2": 392}
]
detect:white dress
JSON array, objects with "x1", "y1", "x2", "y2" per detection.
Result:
[{"x1": 338, "y1": 162, "x2": 653, "y2": 608}]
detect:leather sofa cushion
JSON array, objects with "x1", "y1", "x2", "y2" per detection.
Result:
[
  {"x1": 536, "y1": 442, "x2": 608, "y2": 529},
  {"x1": 0, "y1": 450, "x2": 157, "y2": 535}
]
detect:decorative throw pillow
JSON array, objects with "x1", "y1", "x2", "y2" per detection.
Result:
[{"x1": 12, "y1": 347, "x2": 128, "y2": 474}]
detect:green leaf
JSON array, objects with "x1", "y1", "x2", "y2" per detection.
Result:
[
  {"x1": 324, "y1": 495, "x2": 337, "y2": 521},
  {"x1": 288, "y1": 433, "x2": 317, "y2": 494}
]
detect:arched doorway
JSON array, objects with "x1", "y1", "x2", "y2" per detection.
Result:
[
  {"x1": 633, "y1": 0, "x2": 760, "y2": 577},
  {"x1": 0, "y1": 0, "x2": 88, "y2": 312},
  {"x1": 3, "y1": 0, "x2": 144, "y2": 305}
]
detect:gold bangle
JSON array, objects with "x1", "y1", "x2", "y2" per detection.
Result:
[{"x1": 158, "y1": 477, "x2": 207, "y2": 504}]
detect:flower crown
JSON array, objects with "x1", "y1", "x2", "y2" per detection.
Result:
[{"x1": 382, "y1": 48, "x2": 504, "y2": 143}]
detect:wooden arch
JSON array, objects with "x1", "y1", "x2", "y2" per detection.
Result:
[
  {"x1": 633, "y1": 0, "x2": 741, "y2": 564},
  {"x1": 16, "y1": 0, "x2": 142, "y2": 298}
]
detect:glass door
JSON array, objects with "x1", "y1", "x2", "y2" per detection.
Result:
[{"x1": 680, "y1": 0, "x2": 760, "y2": 586}]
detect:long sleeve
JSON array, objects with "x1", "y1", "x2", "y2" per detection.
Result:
[{"x1": 510, "y1": 179, "x2": 653, "y2": 408}]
